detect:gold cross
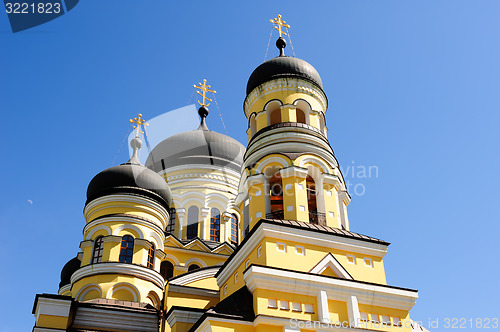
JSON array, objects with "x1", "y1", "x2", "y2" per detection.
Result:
[
  {"x1": 129, "y1": 113, "x2": 149, "y2": 137},
  {"x1": 193, "y1": 79, "x2": 216, "y2": 107},
  {"x1": 270, "y1": 14, "x2": 290, "y2": 38}
]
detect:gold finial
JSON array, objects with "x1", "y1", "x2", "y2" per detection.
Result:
[
  {"x1": 193, "y1": 79, "x2": 216, "y2": 107},
  {"x1": 270, "y1": 14, "x2": 290, "y2": 38},
  {"x1": 129, "y1": 113, "x2": 149, "y2": 137}
]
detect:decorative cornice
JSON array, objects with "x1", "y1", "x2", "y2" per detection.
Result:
[
  {"x1": 168, "y1": 284, "x2": 219, "y2": 298},
  {"x1": 169, "y1": 267, "x2": 220, "y2": 286},
  {"x1": 84, "y1": 194, "x2": 169, "y2": 223},
  {"x1": 71, "y1": 262, "x2": 164, "y2": 288},
  {"x1": 244, "y1": 265, "x2": 418, "y2": 311},
  {"x1": 166, "y1": 307, "x2": 205, "y2": 327},
  {"x1": 244, "y1": 78, "x2": 328, "y2": 116},
  {"x1": 279, "y1": 166, "x2": 309, "y2": 179}
]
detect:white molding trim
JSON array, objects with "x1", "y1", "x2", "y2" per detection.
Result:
[
  {"x1": 216, "y1": 222, "x2": 388, "y2": 287},
  {"x1": 113, "y1": 224, "x2": 145, "y2": 239},
  {"x1": 255, "y1": 156, "x2": 290, "y2": 173},
  {"x1": 168, "y1": 284, "x2": 219, "y2": 297},
  {"x1": 106, "y1": 282, "x2": 140, "y2": 302},
  {"x1": 163, "y1": 253, "x2": 181, "y2": 266},
  {"x1": 244, "y1": 79, "x2": 328, "y2": 116},
  {"x1": 169, "y1": 266, "x2": 220, "y2": 286},
  {"x1": 58, "y1": 284, "x2": 71, "y2": 295},
  {"x1": 161, "y1": 163, "x2": 242, "y2": 179},
  {"x1": 309, "y1": 253, "x2": 353, "y2": 280},
  {"x1": 71, "y1": 263, "x2": 164, "y2": 288},
  {"x1": 166, "y1": 308, "x2": 204, "y2": 327},
  {"x1": 185, "y1": 257, "x2": 208, "y2": 268},
  {"x1": 83, "y1": 215, "x2": 165, "y2": 247},
  {"x1": 244, "y1": 265, "x2": 418, "y2": 311},
  {"x1": 85, "y1": 225, "x2": 112, "y2": 240},
  {"x1": 84, "y1": 194, "x2": 168, "y2": 222},
  {"x1": 34, "y1": 296, "x2": 72, "y2": 321},
  {"x1": 75, "y1": 284, "x2": 102, "y2": 301}
]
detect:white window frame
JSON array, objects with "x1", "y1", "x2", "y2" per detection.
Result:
[
  {"x1": 257, "y1": 245, "x2": 262, "y2": 257},
  {"x1": 279, "y1": 300, "x2": 289, "y2": 310},
  {"x1": 268, "y1": 298, "x2": 277, "y2": 309},
  {"x1": 234, "y1": 273, "x2": 238, "y2": 283},
  {"x1": 292, "y1": 302, "x2": 302, "y2": 312},
  {"x1": 347, "y1": 254, "x2": 356, "y2": 265},
  {"x1": 364, "y1": 257, "x2": 373, "y2": 267},
  {"x1": 295, "y1": 245, "x2": 305, "y2": 256},
  {"x1": 276, "y1": 242, "x2": 287, "y2": 253}
]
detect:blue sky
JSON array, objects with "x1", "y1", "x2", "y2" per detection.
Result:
[{"x1": 1, "y1": 1, "x2": 499, "y2": 331}]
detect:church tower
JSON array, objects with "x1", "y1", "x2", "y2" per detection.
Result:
[{"x1": 240, "y1": 15, "x2": 349, "y2": 235}]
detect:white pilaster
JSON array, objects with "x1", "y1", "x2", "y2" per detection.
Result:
[
  {"x1": 317, "y1": 290, "x2": 329, "y2": 323},
  {"x1": 201, "y1": 207, "x2": 210, "y2": 240},
  {"x1": 347, "y1": 295, "x2": 361, "y2": 328}
]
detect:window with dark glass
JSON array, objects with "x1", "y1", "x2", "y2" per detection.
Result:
[
  {"x1": 188, "y1": 264, "x2": 200, "y2": 272},
  {"x1": 187, "y1": 206, "x2": 198, "y2": 239},
  {"x1": 147, "y1": 244, "x2": 155, "y2": 269},
  {"x1": 119, "y1": 235, "x2": 134, "y2": 263},
  {"x1": 230, "y1": 214, "x2": 238, "y2": 245},
  {"x1": 92, "y1": 236, "x2": 104, "y2": 264},
  {"x1": 210, "y1": 208, "x2": 220, "y2": 242},
  {"x1": 166, "y1": 208, "x2": 176, "y2": 233},
  {"x1": 160, "y1": 260, "x2": 174, "y2": 280}
]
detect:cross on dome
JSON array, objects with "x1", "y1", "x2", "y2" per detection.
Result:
[
  {"x1": 193, "y1": 79, "x2": 216, "y2": 107},
  {"x1": 270, "y1": 14, "x2": 290, "y2": 38}
]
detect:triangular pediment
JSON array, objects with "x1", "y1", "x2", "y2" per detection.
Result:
[
  {"x1": 184, "y1": 239, "x2": 210, "y2": 252},
  {"x1": 309, "y1": 253, "x2": 353, "y2": 280},
  {"x1": 164, "y1": 235, "x2": 183, "y2": 248}
]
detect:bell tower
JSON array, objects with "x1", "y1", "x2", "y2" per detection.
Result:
[{"x1": 240, "y1": 15, "x2": 351, "y2": 235}]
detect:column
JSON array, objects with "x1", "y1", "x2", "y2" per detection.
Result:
[{"x1": 176, "y1": 208, "x2": 186, "y2": 239}]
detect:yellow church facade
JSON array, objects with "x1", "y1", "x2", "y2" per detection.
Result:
[{"x1": 32, "y1": 15, "x2": 425, "y2": 332}]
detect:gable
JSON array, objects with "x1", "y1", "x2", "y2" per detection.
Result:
[{"x1": 309, "y1": 253, "x2": 353, "y2": 280}]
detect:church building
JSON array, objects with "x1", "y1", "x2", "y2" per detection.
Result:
[{"x1": 32, "y1": 15, "x2": 426, "y2": 332}]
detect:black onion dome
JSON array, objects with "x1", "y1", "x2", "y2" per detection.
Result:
[
  {"x1": 246, "y1": 56, "x2": 323, "y2": 95},
  {"x1": 86, "y1": 161, "x2": 172, "y2": 208},
  {"x1": 146, "y1": 130, "x2": 245, "y2": 173},
  {"x1": 59, "y1": 256, "x2": 80, "y2": 288}
]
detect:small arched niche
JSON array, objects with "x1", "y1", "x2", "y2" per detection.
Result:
[
  {"x1": 294, "y1": 99, "x2": 311, "y2": 125},
  {"x1": 266, "y1": 100, "x2": 282, "y2": 126}
]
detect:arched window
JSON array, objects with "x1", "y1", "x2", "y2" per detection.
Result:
[
  {"x1": 306, "y1": 175, "x2": 321, "y2": 224},
  {"x1": 92, "y1": 236, "x2": 104, "y2": 264},
  {"x1": 160, "y1": 261, "x2": 174, "y2": 280},
  {"x1": 147, "y1": 244, "x2": 155, "y2": 269},
  {"x1": 119, "y1": 235, "x2": 134, "y2": 263},
  {"x1": 268, "y1": 168, "x2": 284, "y2": 218},
  {"x1": 296, "y1": 108, "x2": 306, "y2": 124},
  {"x1": 166, "y1": 208, "x2": 176, "y2": 233},
  {"x1": 188, "y1": 264, "x2": 200, "y2": 272},
  {"x1": 230, "y1": 214, "x2": 238, "y2": 245},
  {"x1": 187, "y1": 206, "x2": 199, "y2": 239},
  {"x1": 210, "y1": 208, "x2": 220, "y2": 242}
]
